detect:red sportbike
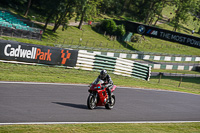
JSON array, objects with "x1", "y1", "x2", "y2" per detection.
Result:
[{"x1": 87, "y1": 81, "x2": 116, "y2": 110}]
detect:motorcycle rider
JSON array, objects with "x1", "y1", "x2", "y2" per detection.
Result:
[{"x1": 94, "y1": 70, "x2": 113, "y2": 103}]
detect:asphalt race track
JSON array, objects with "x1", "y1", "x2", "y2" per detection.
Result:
[{"x1": 0, "y1": 81, "x2": 200, "y2": 123}]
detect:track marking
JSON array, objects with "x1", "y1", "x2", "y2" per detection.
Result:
[
  {"x1": 0, "y1": 121, "x2": 200, "y2": 125},
  {"x1": 0, "y1": 81, "x2": 88, "y2": 86}
]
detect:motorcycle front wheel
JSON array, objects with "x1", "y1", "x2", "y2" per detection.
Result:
[
  {"x1": 105, "y1": 94, "x2": 115, "y2": 109},
  {"x1": 87, "y1": 94, "x2": 97, "y2": 110}
]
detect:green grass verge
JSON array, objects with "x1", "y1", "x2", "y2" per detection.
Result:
[
  {"x1": 0, "y1": 62, "x2": 199, "y2": 94},
  {"x1": 151, "y1": 69, "x2": 200, "y2": 75},
  {"x1": 1, "y1": 123, "x2": 200, "y2": 133}
]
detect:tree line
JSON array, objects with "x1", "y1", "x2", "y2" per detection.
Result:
[{"x1": 1, "y1": 0, "x2": 200, "y2": 32}]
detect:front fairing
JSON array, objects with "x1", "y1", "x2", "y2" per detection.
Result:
[
  {"x1": 90, "y1": 84, "x2": 101, "y2": 90},
  {"x1": 88, "y1": 82, "x2": 102, "y2": 92}
]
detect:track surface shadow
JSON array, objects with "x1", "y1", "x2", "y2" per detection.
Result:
[{"x1": 52, "y1": 102, "x2": 88, "y2": 109}]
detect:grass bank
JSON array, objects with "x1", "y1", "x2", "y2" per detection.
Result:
[
  {"x1": 1, "y1": 123, "x2": 200, "y2": 133},
  {"x1": 1, "y1": 24, "x2": 200, "y2": 56},
  {"x1": 0, "y1": 62, "x2": 199, "y2": 94}
]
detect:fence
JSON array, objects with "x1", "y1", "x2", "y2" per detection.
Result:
[
  {"x1": 76, "y1": 50, "x2": 151, "y2": 81},
  {"x1": 150, "y1": 72, "x2": 200, "y2": 89},
  {"x1": 151, "y1": 72, "x2": 200, "y2": 77}
]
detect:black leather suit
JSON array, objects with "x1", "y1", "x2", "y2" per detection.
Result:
[{"x1": 94, "y1": 74, "x2": 113, "y2": 100}]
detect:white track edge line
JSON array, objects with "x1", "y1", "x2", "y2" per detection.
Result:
[
  {"x1": 0, "y1": 81, "x2": 88, "y2": 86},
  {"x1": 0, "y1": 121, "x2": 200, "y2": 125}
]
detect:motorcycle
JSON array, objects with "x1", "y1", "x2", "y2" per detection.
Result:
[{"x1": 87, "y1": 80, "x2": 116, "y2": 110}]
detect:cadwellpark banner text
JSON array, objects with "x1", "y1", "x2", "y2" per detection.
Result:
[{"x1": 0, "y1": 40, "x2": 78, "y2": 67}]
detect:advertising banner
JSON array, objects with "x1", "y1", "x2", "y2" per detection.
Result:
[
  {"x1": 115, "y1": 20, "x2": 200, "y2": 48},
  {"x1": 0, "y1": 40, "x2": 78, "y2": 67}
]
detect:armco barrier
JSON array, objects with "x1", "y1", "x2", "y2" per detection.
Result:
[
  {"x1": 79, "y1": 50, "x2": 200, "y2": 71},
  {"x1": 76, "y1": 50, "x2": 151, "y2": 81},
  {"x1": 82, "y1": 50, "x2": 200, "y2": 62},
  {"x1": 150, "y1": 64, "x2": 198, "y2": 71},
  {"x1": 55, "y1": 44, "x2": 200, "y2": 62}
]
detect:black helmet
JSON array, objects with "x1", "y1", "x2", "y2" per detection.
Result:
[{"x1": 100, "y1": 70, "x2": 107, "y2": 79}]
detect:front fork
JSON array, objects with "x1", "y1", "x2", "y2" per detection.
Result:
[{"x1": 91, "y1": 92, "x2": 97, "y2": 104}]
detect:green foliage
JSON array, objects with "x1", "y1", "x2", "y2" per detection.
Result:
[
  {"x1": 100, "y1": 19, "x2": 109, "y2": 31},
  {"x1": 105, "y1": 19, "x2": 117, "y2": 35},
  {"x1": 75, "y1": 0, "x2": 102, "y2": 29},
  {"x1": 100, "y1": 19, "x2": 125, "y2": 36},
  {"x1": 2, "y1": 0, "x2": 200, "y2": 33},
  {"x1": 116, "y1": 24, "x2": 125, "y2": 36},
  {"x1": 100, "y1": 0, "x2": 124, "y2": 15},
  {"x1": 171, "y1": 0, "x2": 196, "y2": 31},
  {"x1": 100, "y1": 19, "x2": 117, "y2": 35}
]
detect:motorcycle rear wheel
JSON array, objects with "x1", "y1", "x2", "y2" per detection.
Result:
[
  {"x1": 87, "y1": 94, "x2": 96, "y2": 110},
  {"x1": 105, "y1": 95, "x2": 115, "y2": 109}
]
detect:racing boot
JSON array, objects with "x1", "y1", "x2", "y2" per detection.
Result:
[
  {"x1": 107, "y1": 89, "x2": 112, "y2": 104},
  {"x1": 109, "y1": 96, "x2": 112, "y2": 104}
]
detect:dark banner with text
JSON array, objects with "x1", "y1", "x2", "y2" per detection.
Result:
[
  {"x1": 115, "y1": 20, "x2": 200, "y2": 48},
  {"x1": 0, "y1": 40, "x2": 78, "y2": 67}
]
